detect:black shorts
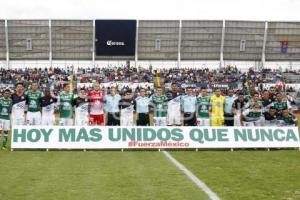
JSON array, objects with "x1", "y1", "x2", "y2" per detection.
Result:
[
  {"x1": 183, "y1": 112, "x2": 196, "y2": 126},
  {"x1": 106, "y1": 112, "x2": 120, "y2": 126},
  {"x1": 136, "y1": 113, "x2": 150, "y2": 126},
  {"x1": 224, "y1": 113, "x2": 234, "y2": 126}
]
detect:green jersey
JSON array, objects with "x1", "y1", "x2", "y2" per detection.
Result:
[
  {"x1": 59, "y1": 92, "x2": 75, "y2": 118},
  {"x1": 242, "y1": 109, "x2": 262, "y2": 122},
  {"x1": 151, "y1": 95, "x2": 168, "y2": 117},
  {"x1": 272, "y1": 101, "x2": 289, "y2": 112},
  {"x1": 0, "y1": 98, "x2": 12, "y2": 120},
  {"x1": 246, "y1": 100, "x2": 262, "y2": 109},
  {"x1": 245, "y1": 95, "x2": 252, "y2": 102},
  {"x1": 27, "y1": 91, "x2": 42, "y2": 112},
  {"x1": 277, "y1": 114, "x2": 296, "y2": 126},
  {"x1": 197, "y1": 96, "x2": 210, "y2": 118}
]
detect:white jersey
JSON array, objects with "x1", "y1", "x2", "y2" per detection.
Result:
[
  {"x1": 75, "y1": 98, "x2": 89, "y2": 119},
  {"x1": 41, "y1": 96, "x2": 57, "y2": 115},
  {"x1": 166, "y1": 92, "x2": 181, "y2": 113},
  {"x1": 11, "y1": 94, "x2": 26, "y2": 116},
  {"x1": 42, "y1": 104, "x2": 55, "y2": 115}
]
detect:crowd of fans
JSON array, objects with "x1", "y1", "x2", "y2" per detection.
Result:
[
  {"x1": 76, "y1": 66, "x2": 153, "y2": 83},
  {"x1": 161, "y1": 66, "x2": 283, "y2": 88},
  {"x1": 0, "y1": 67, "x2": 73, "y2": 95}
]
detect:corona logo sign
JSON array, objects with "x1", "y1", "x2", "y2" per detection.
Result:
[{"x1": 106, "y1": 40, "x2": 125, "y2": 46}]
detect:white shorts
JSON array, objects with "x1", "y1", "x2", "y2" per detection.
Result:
[
  {"x1": 0, "y1": 119, "x2": 10, "y2": 131},
  {"x1": 153, "y1": 117, "x2": 167, "y2": 126},
  {"x1": 11, "y1": 113, "x2": 25, "y2": 126},
  {"x1": 120, "y1": 110, "x2": 134, "y2": 126},
  {"x1": 263, "y1": 120, "x2": 278, "y2": 127},
  {"x1": 167, "y1": 111, "x2": 181, "y2": 125},
  {"x1": 234, "y1": 113, "x2": 241, "y2": 126},
  {"x1": 197, "y1": 118, "x2": 210, "y2": 126},
  {"x1": 243, "y1": 120, "x2": 261, "y2": 127},
  {"x1": 42, "y1": 114, "x2": 55, "y2": 126},
  {"x1": 75, "y1": 117, "x2": 89, "y2": 126},
  {"x1": 60, "y1": 118, "x2": 73, "y2": 126},
  {"x1": 27, "y1": 112, "x2": 41, "y2": 125}
]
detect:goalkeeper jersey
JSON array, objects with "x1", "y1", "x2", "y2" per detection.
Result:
[{"x1": 210, "y1": 95, "x2": 225, "y2": 115}]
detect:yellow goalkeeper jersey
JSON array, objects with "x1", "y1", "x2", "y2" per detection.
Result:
[{"x1": 210, "y1": 95, "x2": 226, "y2": 115}]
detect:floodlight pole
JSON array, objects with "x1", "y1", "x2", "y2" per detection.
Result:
[
  {"x1": 177, "y1": 20, "x2": 182, "y2": 68},
  {"x1": 135, "y1": 20, "x2": 139, "y2": 68},
  {"x1": 5, "y1": 20, "x2": 9, "y2": 69},
  {"x1": 220, "y1": 20, "x2": 225, "y2": 69},
  {"x1": 49, "y1": 19, "x2": 52, "y2": 68},
  {"x1": 261, "y1": 21, "x2": 268, "y2": 70},
  {"x1": 92, "y1": 19, "x2": 95, "y2": 68}
]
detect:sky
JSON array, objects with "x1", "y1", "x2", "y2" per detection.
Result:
[{"x1": 1, "y1": 0, "x2": 300, "y2": 21}]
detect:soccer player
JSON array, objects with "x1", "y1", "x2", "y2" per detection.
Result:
[
  {"x1": 134, "y1": 88, "x2": 150, "y2": 126},
  {"x1": 244, "y1": 92, "x2": 262, "y2": 109},
  {"x1": 268, "y1": 86, "x2": 277, "y2": 102},
  {"x1": 224, "y1": 89, "x2": 236, "y2": 126},
  {"x1": 166, "y1": 83, "x2": 182, "y2": 126},
  {"x1": 245, "y1": 89, "x2": 255, "y2": 102},
  {"x1": 88, "y1": 82, "x2": 105, "y2": 125},
  {"x1": 75, "y1": 88, "x2": 89, "y2": 126},
  {"x1": 269, "y1": 93, "x2": 291, "y2": 117},
  {"x1": 41, "y1": 88, "x2": 57, "y2": 126},
  {"x1": 0, "y1": 89, "x2": 12, "y2": 149},
  {"x1": 277, "y1": 109, "x2": 297, "y2": 127},
  {"x1": 119, "y1": 90, "x2": 134, "y2": 126},
  {"x1": 58, "y1": 83, "x2": 75, "y2": 126},
  {"x1": 210, "y1": 88, "x2": 226, "y2": 126},
  {"x1": 181, "y1": 87, "x2": 197, "y2": 126},
  {"x1": 196, "y1": 88, "x2": 210, "y2": 126},
  {"x1": 261, "y1": 90, "x2": 272, "y2": 112},
  {"x1": 11, "y1": 83, "x2": 26, "y2": 126},
  {"x1": 232, "y1": 92, "x2": 247, "y2": 126},
  {"x1": 263, "y1": 106, "x2": 278, "y2": 126},
  {"x1": 241, "y1": 103, "x2": 263, "y2": 126},
  {"x1": 150, "y1": 87, "x2": 168, "y2": 126},
  {"x1": 105, "y1": 87, "x2": 121, "y2": 126},
  {"x1": 26, "y1": 82, "x2": 42, "y2": 125}
]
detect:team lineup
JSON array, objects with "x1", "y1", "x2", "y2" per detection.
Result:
[{"x1": 0, "y1": 80, "x2": 296, "y2": 149}]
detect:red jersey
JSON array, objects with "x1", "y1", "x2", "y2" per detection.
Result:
[{"x1": 88, "y1": 90, "x2": 104, "y2": 115}]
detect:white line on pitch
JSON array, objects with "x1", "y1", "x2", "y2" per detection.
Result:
[{"x1": 162, "y1": 151, "x2": 221, "y2": 200}]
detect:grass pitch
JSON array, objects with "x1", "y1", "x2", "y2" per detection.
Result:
[
  {"x1": 0, "y1": 115, "x2": 299, "y2": 200},
  {"x1": 171, "y1": 150, "x2": 300, "y2": 200},
  {"x1": 0, "y1": 151, "x2": 209, "y2": 200},
  {"x1": 0, "y1": 150, "x2": 299, "y2": 200}
]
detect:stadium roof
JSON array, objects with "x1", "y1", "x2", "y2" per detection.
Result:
[{"x1": 1, "y1": 0, "x2": 300, "y2": 21}]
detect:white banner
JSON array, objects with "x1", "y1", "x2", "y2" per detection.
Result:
[
  {"x1": 262, "y1": 83, "x2": 300, "y2": 90},
  {"x1": 11, "y1": 126, "x2": 300, "y2": 149},
  {"x1": 77, "y1": 82, "x2": 154, "y2": 90}
]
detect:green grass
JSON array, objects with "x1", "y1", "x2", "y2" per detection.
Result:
[
  {"x1": 171, "y1": 150, "x2": 300, "y2": 200},
  {"x1": 0, "y1": 118, "x2": 299, "y2": 200},
  {"x1": 1, "y1": 150, "x2": 299, "y2": 200},
  {"x1": 0, "y1": 151, "x2": 209, "y2": 200}
]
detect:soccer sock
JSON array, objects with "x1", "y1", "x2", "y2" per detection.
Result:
[{"x1": 3, "y1": 131, "x2": 8, "y2": 147}]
